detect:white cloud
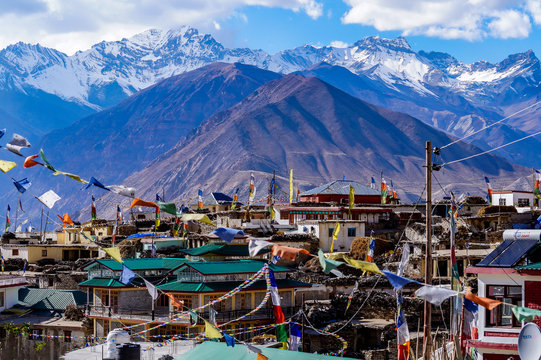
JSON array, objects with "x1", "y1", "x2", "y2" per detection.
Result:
[
  {"x1": 330, "y1": 40, "x2": 349, "y2": 48},
  {"x1": 0, "y1": 0, "x2": 323, "y2": 54},
  {"x1": 342, "y1": 0, "x2": 539, "y2": 41}
]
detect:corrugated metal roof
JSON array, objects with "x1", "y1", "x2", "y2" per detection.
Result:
[
  {"x1": 158, "y1": 279, "x2": 311, "y2": 292},
  {"x1": 476, "y1": 240, "x2": 539, "y2": 267},
  {"x1": 78, "y1": 278, "x2": 127, "y2": 288},
  {"x1": 18, "y1": 288, "x2": 87, "y2": 310},
  {"x1": 84, "y1": 258, "x2": 188, "y2": 271},
  {"x1": 180, "y1": 260, "x2": 293, "y2": 275},
  {"x1": 516, "y1": 262, "x2": 541, "y2": 270},
  {"x1": 301, "y1": 180, "x2": 380, "y2": 196}
]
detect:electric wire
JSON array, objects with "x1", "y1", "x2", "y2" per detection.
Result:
[{"x1": 439, "y1": 100, "x2": 541, "y2": 150}]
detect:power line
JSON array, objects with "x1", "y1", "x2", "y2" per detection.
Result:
[
  {"x1": 439, "y1": 100, "x2": 541, "y2": 150},
  {"x1": 441, "y1": 129, "x2": 541, "y2": 168}
]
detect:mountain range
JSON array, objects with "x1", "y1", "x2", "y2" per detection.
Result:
[{"x1": 0, "y1": 26, "x2": 539, "y2": 223}]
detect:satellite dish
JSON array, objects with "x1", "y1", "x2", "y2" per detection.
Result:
[{"x1": 518, "y1": 323, "x2": 541, "y2": 360}]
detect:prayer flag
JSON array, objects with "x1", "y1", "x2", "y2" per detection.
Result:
[
  {"x1": 535, "y1": 169, "x2": 540, "y2": 200},
  {"x1": 13, "y1": 178, "x2": 31, "y2": 193},
  {"x1": 397, "y1": 294, "x2": 410, "y2": 360},
  {"x1": 1, "y1": 256, "x2": 4, "y2": 272},
  {"x1": 23, "y1": 154, "x2": 43, "y2": 168},
  {"x1": 204, "y1": 320, "x2": 223, "y2": 339},
  {"x1": 158, "y1": 202, "x2": 177, "y2": 216},
  {"x1": 223, "y1": 331, "x2": 235, "y2": 347},
  {"x1": 511, "y1": 306, "x2": 541, "y2": 323},
  {"x1": 129, "y1": 198, "x2": 158, "y2": 209},
  {"x1": 52, "y1": 171, "x2": 87, "y2": 183},
  {"x1": 249, "y1": 172, "x2": 256, "y2": 205},
  {"x1": 0, "y1": 129, "x2": 4, "y2": 139},
  {"x1": 249, "y1": 239, "x2": 274, "y2": 257},
  {"x1": 397, "y1": 243, "x2": 410, "y2": 277},
  {"x1": 91, "y1": 196, "x2": 96, "y2": 220},
  {"x1": 189, "y1": 310, "x2": 198, "y2": 327},
  {"x1": 231, "y1": 188, "x2": 239, "y2": 209},
  {"x1": 276, "y1": 324, "x2": 288, "y2": 343},
  {"x1": 343, "y1": 256, "x2": 383, "y2": 274},
  {"x1": 289, "y1": 169, "x2": 293, "y2": 204},
  {"x1": 256, "y1": 354, "x2": 269, "y2": 360},
  {"x1": 415, "y1": 285, "x2": 457, "y2": 306},
  {"x1": 37, "y1": 190, "x2": 61, "y2": 209},
  {"x1": 381, "y1": 178, "x2": 388, "y2": 204},
  {"x1": 245, "y1": 343, "x2": 262, "y2": 354},
  {"x1": 104, "y1": 247, "x2": 123, "y2": 263},
  {"x1": 331, "y1": 223, "x2": 340, "y2": 253},
  {"x1": 166, "y1": 293, "x2": 184, "y2": 309},
  {"x1": 345, "y1": 281, "x2": 359, "y2": 313},
  {"x1": 383, "y1": 271, "x2": 422, "y2": 290},
  {"x1": 120, "y1": 264, "x2": 136, "y2": 285},
  {"x1": 181, "y1": 213, "x2": 214, "y2": 226},
  {"x1": 62, "y1": 213, "x2": 74, "y2": 226},
  {"x1": 85, "y1": 177, "x2": 110, "y2": 191},
  {"x1": 464, "y1": 290, "x2": 502, "y2": 311},
  {"x1": 144, "y1": 279, "x2": 159, "y2": 301},
  {"x1": 318, "y1": 249, "x2": 343, "y2": 274},
  {"x1": 485, "y1": 177, "x2": 492, "y2": 205},
  {"x1": 461, "y1": 297, "x2": 479, "y2": 354},
  {"x1": 366, "y1": 235, "x2": 375, "y2": 262},
  {"x1": 109, "y1": 185, "x2": 136, "y2": 198},
  {"x1": 5, "y1": 205, "x2": 11, "y2": 231},
  {"x1": 289, "y1": 323, "x2": 301, "y2": 351},
  {"x1": 349, "y1": 185, "x2": 354, "y2": 210},
  {"x1": 370, "y1": 177, "x2": 376, "y2": 189},
  {"x1": 269, "y1": 269, "x2": 285, "y2": 323},
  {"x1": 8, "y1": 134, "x2": 31, "y2": 148},
  {"x1": 117, "y1": 205, "x2": 122, "y2": 223},
  {"x1": 210, "y1": 227, "x2": 245, "y2": 243},
  {"x1": 209, "y1": 307, "x2": 217, "y2": 325},
  {"x1": 0, "y1": 160, "x2": 17, "y2": 173},
  {"x1": 271, "y1": 244, "x2": 309, "y2": 261},
  {"x1": 155, "y1": 207, "x2": 160, "y2": 228},
  {"x1": 198, "y1": 189, "x2": 203, "y2": 209},
  {"x1": 39, "y1": 149, "x2": 56, "y2": 172}
]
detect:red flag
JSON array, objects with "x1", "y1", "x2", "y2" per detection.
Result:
[
  {"x1": 23, "y1": 154, "x2": 43, "y2": 168},
  {"x1": 129, "y1": 198, "x2": 159, "y2": 209}
]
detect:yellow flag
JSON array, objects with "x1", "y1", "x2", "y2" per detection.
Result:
[
  {"x1": 181, "y1": 213, "x2": 214, "y2": 226},
  {"x1": 343, "y1": 256, "x2": 383, "y2": 275},
  {"x1": 53, "y1": 171, "x2": 88, "y2": 183},
  {"x1": 0, "y1": 160, "x2": 17, "y2": 173},
  {"x1": 204, "y1": 320, "x2": 223, "y2": 339},
  {"x1": 289, "y1": 169, "x2": 293, "y2": 204},
  {"x1": 349, "y1": 185, "x2": 354, "y2": 210},
  {"x1": 330, "y1": 222, "x2": 340, "y2": 253},
  {"x1": 104, "y1": 247, "x2": 123, "y2": 263}
]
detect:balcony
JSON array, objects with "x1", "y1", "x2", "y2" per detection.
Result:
[{"x1": 86, "y1": 305, "x2": 301, "y2": 324}]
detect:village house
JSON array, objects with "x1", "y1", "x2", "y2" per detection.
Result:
[
  {"x1": 491, "y1": 190, "x2": 537, "y2": 213},
  {"x1": 80, "y1": 258, "x2": 311, "y2": 338},
  {"x1": 189, "y1": 192, "x2": 237, "y2": 212},
  {"x1": 298, "y1": 180, "x2": 381, "y2": 204},
  {"x1": 0, "y1": 275, "x2": 27, "y2": 312},
  {"x1": 296, "y1": 219, "x2": 366, "y2": 253},
  {"x1": 464, "y1": 229, "x2": 541, "y2": 359}
]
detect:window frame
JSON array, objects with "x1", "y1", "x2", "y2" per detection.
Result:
[{"x1": 485, "y1": 285, "x2": 522, "y2": 328}]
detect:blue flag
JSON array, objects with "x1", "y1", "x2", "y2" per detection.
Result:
[
  {"x1": 0, "y1": 129, "x2": 5, "y2": 140},
  {"x1": 119, "y1": 264, "x2": 136, "y2": 285},
  {"x1": 13, "y1": 178, "x2": 31, "y2": 193},
  {"x1": 223, "y1": 331, "x2": 235, "y2": 347},
  {"x1": 85, "y1": 177, "x2": 110, "y2": 191},
  {"x1": 210, "y1": 227, "x2": 245, "y2": 243},
  {"x1": 382, "y1": 270, "x2": 422, "y2": 290}
]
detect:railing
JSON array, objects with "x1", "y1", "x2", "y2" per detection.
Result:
[
  {"x1": 0, "y1": 276, "x2": 27, "y2": 287},
  {"x1": 86, "y1": 305, "x2": 301, "y2": 323}
]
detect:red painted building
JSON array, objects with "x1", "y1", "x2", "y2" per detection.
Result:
[{"x1": 299, "y1": 180, "x2": 381, "y2": 204}]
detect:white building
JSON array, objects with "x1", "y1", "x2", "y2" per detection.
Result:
[
  {"x1": 0, "y1": 276, "x2": 27, "y2": 311},
  {"x1": 297, "y1": 220, "x2": 366, "y2": 252},
  {"x1": 491, "y1": 190, "x2": 536, "y2": 213}
]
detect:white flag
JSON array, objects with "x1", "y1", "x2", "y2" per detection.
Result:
[
  {"x1": 109, "y1": 185, "x2": 136, "y2": 198},
  {"x1": 8, "y1": 134, "x2": 31, "y2": 148},
  {"x1": 144, "y1": 279, "x2": 159, "y2": 300},
  {"x1": 248, "y1": 239, "x2": 274, "y2": 257},
  {"x1": 397, "y1": 243, "x2": 410, "y2": 277},
  {"x1": 415, "y1": 285, "x2": 457, "y2": 306},
  {"x1": 245, "y1": 343, "x2": 262, "y2": 354},
  {"x1": 37, "y1": 190, "x2": 61, "y2": 209}
]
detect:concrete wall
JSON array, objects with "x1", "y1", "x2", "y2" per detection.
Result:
[
  {"x1": 318, "y1": 221, "x2": 366, "y2": 252},
  {"x1": 0, "y1": 286, "x2": 22, "y2": 311}
]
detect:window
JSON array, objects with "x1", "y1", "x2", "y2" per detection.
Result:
[
  {"x1": 437, "y1": 260, "x2": 448, "y2": 277},
  {"x1": 41, "y1": 250, "x2": 47, "y2": 257},
  {"x1": 48, "y1": 278, "x2": 54, "y2": 287},
  {"x1": 486, "y1": 285, "x2": 521, "y2": 327},
  {"x1": 171, "y1": 295, "x2": 192, "y2": 311},
  {"x1": 157, "y1": 294, "x2": 168, "y2": 307},
  {"x1": 12, "y1": 249, "x2": 18, "y2": 256},
  {"x1": 499, "y1": 198, "x2": 506, "y2": 206},
  {"x1": 328, "y1": 228, "x2": 334, "y2": 237},
  {"x1": 0, "y1": 292, "x2": 4, "y2": 307},
  {"x1": 209, "y1": 295, "x2": 226, "y2": 312},
  {"x1": 347, "y1": 228, "x2": 356, "y2": 237},
  {"x1": 517, "y1": 198, "x2": 530, "y2": 207},
  {"x1": 64, "y1": 331, "x2": 71, "y2": 343}
]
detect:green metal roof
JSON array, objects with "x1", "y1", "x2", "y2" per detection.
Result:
[
  {"x1": 179, "y1": 260, "x2": 293, "y2": 275},
  {"x1": 180, "y1": 244, "x2": 269, "y2": 257},
  {"x1": 516, "y1": 262, "x2": 541, "y2": 270},
  {"x1": 78, "y1": 278, "x2": 127, "y2": 288},
  {"x1": 18, "y1": 288, "x2": 87, "y2": 311},
  {"x1": 84, "y1": 258, "x2": 189, "y2": 271},
  {"x1": 175, "y1": 341, "x2": 356, "y2": 360},
  {"x1": 157, "y1": 279, "x2": 311, "y2": 292}
]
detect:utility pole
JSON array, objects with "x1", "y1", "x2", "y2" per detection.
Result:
[{"x1": 423, "y1": 140, "x2": 433, "y2": 359}]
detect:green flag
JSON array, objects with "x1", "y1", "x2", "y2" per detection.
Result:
[
  {"x1": 511, "y1": 306, "x2": 541, "y2": 322},
  {"x1": 276, "y1": 324, "x2": 288, "y2": 342},
  {"x1": 158, "y1": 201, "x2": 178, "y2": 216},
  {"x1": 39, "y1": 149, "x2": 56, "y2": 172},
  {"x1": 318, "y1": 249, "x2": 343, "y2": 274}
]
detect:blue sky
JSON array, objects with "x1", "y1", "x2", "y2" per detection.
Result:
[{"x1": 0, "y1": 0, "x2": 540, "y2": 64}]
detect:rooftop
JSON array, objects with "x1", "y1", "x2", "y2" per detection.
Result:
[
  {"x1": 158, "y1": 278, "x2": 311, "y2": 292},
  {"x1": 475, "y1": 239, "x2": 540, "y2": 268},
  {"x1": 179, "y1": 260, "x2": 293, "y2": 275},
  {"x1": 179, "y1": 244, "x2": 269, "y2": 257},
  {"x1": 301, "y1": 180, "x2": 380, "y2": 196},
  {"x1": 84, "y1": 258, "x2": 189, "y2": 271},
  {"x1": 18, "y1": 288, "x2": 87, "y2": 311}
]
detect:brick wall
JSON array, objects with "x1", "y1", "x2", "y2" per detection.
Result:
[
  {"x1": 118, "y1": 289, "x2": 152, "y2": 311},
  {"x1": 524, "y1": 281, "x2": 541, "y2": 327}
]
